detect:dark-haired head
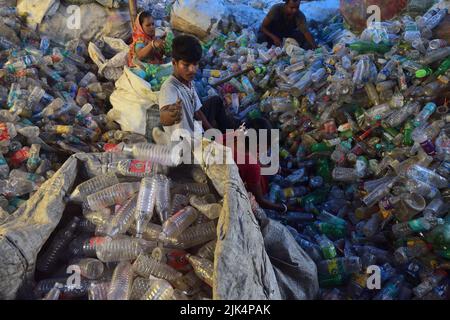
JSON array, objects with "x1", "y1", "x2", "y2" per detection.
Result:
[
  {"x1": 284, "y1": 0, "x2": 301, "y2": 17},
  {"x1": 138, "y1": 11, "x2": 155, "y2": 37},
  {"x1": 172, "y1": 34, "x2": 203, "y2": 83}
]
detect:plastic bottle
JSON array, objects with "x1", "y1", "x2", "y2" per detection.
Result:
[
  {"x1": 154, "y1": 174, "x2": 171, "y2": 224},
  {"x1": 394, "y1": 239, "x2": 430, "y2": 264},
  {"x1": 373, "y1": 275, "x2": 405, "y2": 300},
  {"x1": 96, "y1": 237, "x2": 144, "y2": 263},
  {"x1": 132, "y1": 253, "x2": 182, "y2": 281},
  {"x1": 135, "y1": 177, "x2": 158, "y2": 238},
  {"x1": 36, "y1": 217, "x2": 80, "y2": 274},
  {"x1": 332, "y1": 167, "x2": 360, "y2": 182},
  {"x1": 42, "y1": 283, "x2": 62, "y2": 300},
  {"x1": 168, "y1": 221, "x2": 216, "y2": 249},
  {"x1": 317, "y1": 256, "x2": 362, "y2": 278},
  {"x1": 107, "y1": 261, "x2": 133, "y2": 300},
  {"x1": 419, "y1": 47, "x2": 450, "y2": 65},
  {"x1": 197, "y1": 240, "x2": 216, "y2": 261},
  {"x1": 85, "y1": 182, "x2": 140, "y2": 211},
  {"x1": 392, "y1": 215, "x2": 444, "y2": 238},
  {"x1": 0, "y1": 153, "x2": 10, "y2": 179},
  {"x1": 104, "y1": 196, "x2": 137, "y2": 237},
  {"x1": 186, "y1": 254, "x2": 214, "y2": 287},
  {"x1": 75, "y1": 258, "x2": 105, "y2": 280},
  {"x1": 88, "y1": 282, "x2": 110, "y2": 300},
  {"x1": 412, "y1": 127, "x2": 436, "y2": 156},
  {"x1": 406, "y1": 165, "x2": 447, "y2": 189},
  {"x1": 413, "y1": 270, "x2": 447, "y2": 298},
  {"x1": 160, "y1": 206, "x2": 199, "y2": 241},
  {"x1": 141, "y1": 279, "x2": 174, "y2": 300},
  {"x1": 122, "y1": 143, "x2": 181, "y2": 167},
  {"x1": 70, "y1": 173, "x2": 119, "y2": 203}
]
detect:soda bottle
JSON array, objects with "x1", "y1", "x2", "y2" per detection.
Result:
[{"x1": 135, "y1": 177, "x2": 158, "y2": 238}]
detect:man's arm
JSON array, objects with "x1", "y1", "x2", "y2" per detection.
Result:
[
  {"x1": 297, "y1": 15, "x2": 317, "y2": 49},
  {"x1": 261, "y1": 12, "x2": 282, "y2": 46},
  {"x1": 194, "y1": 110, "x2": 213, "y2": 131},
  {"x1": 160, "y1": 101, "x2": 182, "y2": 126},
  {"x1": 247, "y1": 182, "x2": 301, "y2": 213}
]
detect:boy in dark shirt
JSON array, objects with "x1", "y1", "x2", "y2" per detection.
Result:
[{"x1": 258, "y1": 0, "x2": 317, "y2": 49}]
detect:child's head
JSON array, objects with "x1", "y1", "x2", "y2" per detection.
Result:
[
  {"x1": 139, "y1": 11, "x2": 155, "y2": 37},
  {"x1": 244, "y1": 117, "x2": 273, "y2": 154},
  {"x1": 172, "y1": 34, "x2": 202, "y2": 82}
]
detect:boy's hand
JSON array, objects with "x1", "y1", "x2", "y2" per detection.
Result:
[{"x1": 160, "y1": 99, "x2": 182, "y2": 126}]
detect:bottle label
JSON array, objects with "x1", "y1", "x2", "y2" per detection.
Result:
[
  {"x1": 283, "y1": 188, "x2": 294, "y2": 198},
  {"x1": 0, "y1": 156, "x2": 7, "y2": 166},
  {"x1": 129, "y1": 160, "x2": 150, "y2": 174},
  {"x1": 327, "y1": 259, "x2": 339, "y2": 275},
  {"x1": 56, "y1": 125, "x2": 71, "y2": 135}
]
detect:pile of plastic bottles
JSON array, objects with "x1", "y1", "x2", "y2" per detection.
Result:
[
  {"x1": 32, "y1": 141, "x2": 220, "y2": 300},
  {"x1": 196, "y1": 5, "x2": 450, "y2": 300},
  {"x1": 0, "y1": 7, "x2": 145, "y2": 218}
]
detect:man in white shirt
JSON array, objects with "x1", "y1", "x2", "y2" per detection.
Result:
[{"x1": 159, "y1": 35, "x2": 236, "y2": 140}]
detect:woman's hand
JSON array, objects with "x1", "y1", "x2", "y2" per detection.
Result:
[{"x1": 153, "y1": 39, "x2": 165, "y2": 51}]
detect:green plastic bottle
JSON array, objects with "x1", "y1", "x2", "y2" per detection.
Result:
[
  {"x1": 346, "y1": 41, "x2": 392, "y2": 54},
  {"x1": 316, "y1": 158, "x2": 332, "y2": 182},
  {"x1": 402, "y1": 120, "x2": 414, "y2": 146},
  {"x1": 300, "y1": 187, "x2": 330, "y2": 208},
  {"x1": 311, "y1": 142, "x2": 334, "y2": 153},
  {"x1": 426, "y1": 222, "x2": 450, "y2": 260},
  {"x1": 314, "y1": 221, "x2": 347, "y2": 239},
  {"x1": 164, "y1": 31, "x2": 174, "y2": 55},
  {"x1": 434, "y1": 57, "x2": 450, "y2": 76}
]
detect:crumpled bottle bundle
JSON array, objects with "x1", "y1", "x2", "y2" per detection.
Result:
[{"x1": 195, "y1": 4, "x2": 450, "y2": 300}]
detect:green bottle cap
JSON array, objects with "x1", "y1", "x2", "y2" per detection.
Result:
[{"x1": 415, "y1": 68, "x2": 431, "y2": 78}]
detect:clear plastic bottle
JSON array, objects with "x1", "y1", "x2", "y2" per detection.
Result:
[
  {"x1": 362, "y1": 213, "x2": 382, "y2": 237},
  {"x1": 0, "y1": 122, "x2": 17, "y2": 147},
  {"x1": 70, "y1": 173, "x2": 119, "y2": 203},
  {"x1": 130, "y1": 277, "x2": 153, "y2": 300},
  {"x1": 419, "y1": 47, "x2": 450, "y2": 65},
  {"x1": 85, "y1": 182, "x2": 140, "y2": 211},
  {"x1": 132, "y1": 253, "x2": 182, "y2": 281},
  {"x1": 141, "y1": 279, "x2": 174, "y2": 300},
  {"x1": 154, "y1": 174, "x2": 171, "y2": 224},
  {"x1": 104, "y1": 196, "x2": 137, "y2": 237},
  {"x1": 392, "y1": 215, "x2": 444, "y2": 238},
  {"x1": 176, "y1": 183, "x2": 210, "y2": 196},
  {"x1": 394, "y1": 240, "x2": 429, "y2": 264},
  {"x1": 128, "y1": 221, "x2": 162, "y2": 242},
  {"x1": 186, "y1": 254, "x2": 214, "y2": 287},
  {"x1": 423, "y1": 197, "x2": 446, "y2": 218},
  {"x1": 362, "y1": 177, "x2": 397, "y2": 207},
  {"x1": 168, "y1": 221, "x2": 216, "y2": 249},
  {"x1": 332, "y1": 167, "x2": 360, "y2": 182},
  {"x1": 414, "y1": 102, "x2": 436, "y2": 127},
  {"x1": 107, "y1": 261, "x2": 133, "y2": 300},
  {"x1": 88, "y1": 282, "x2": 110, "y2": 300},
  {"x1": 373, "y1": 275, "x2": 404, "y2": 300},
  {"x1": 413, "y1": 270, "x2": 448, "y2": 298},
  {"x1": 122, "y1": 143, "x2": 181, "y2": 167},
  {"x1": 197, "y1": 240, "x2": 216, "y2": 261},
  {"x1": 406, "y1": 164, "x2": 447, "y2": 189},
  {"x1": 26, "y1": 144, "x2": 41, "y2": 173},
  {"x1": 429, "y1": 39, "x2": 448, "y2": 50},
  {"x1": 412, "y1": 127, "x2": 436, "y2": 156},
  {"x1": 79, "y1": 72, "x2": 97, "y2": 88},
  {"x1": 384, "y1": 101, "x2": 420, "y2": 128},
  {"x1": 135, "y1": 176, "x2": 158, "y2": 238},
  {"x1": 96, "y1": 237, "x2": 143, "y2": 263},
  {"x1": 160, "y1": 206, "x2": 199, "y2": 240},
  {"x1": 189, "y1": 194, "x2": 222, "y2": 220},
  {"x1": 75, "y1": 258, "x2": 105, "y2": 280}
]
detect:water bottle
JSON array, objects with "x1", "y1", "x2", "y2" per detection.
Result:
[
  {"x1": 414, "y1": 102, "x2": 436, "y2": 127},
  {"x1": 88, "y1": 282, "x2": 110, "y2": 300},
  {"x1": 85, "y1": 182, "x2": 140, "y2": 211},
  {"x1": 130, "y1": 277, "x2": 153, "y2": 300},
  {"x1": 132, "y1": 253, "x2": 182, "y2": 281},
  {"x1": 104, "y1": 196, "x2": 137, "y2": 237},
  {"x1": 73, "y1": 258, "x2": 105, "y2": 280},
  {"x1": 413, "y1": 270, "x2": 448, "y2": 298},
  {"x1": 373, "y1": 275, "x2": 404, "y2": 300},
  {"x1": 135, "y1": 177, "x2": 158, "y2": 238},
  {"x1": 160, "y1": 206, "x2": 199, "y2": 240},
  {"x1": 412, "y1": 127, "x2": 436, "y2": 156},
  {"x1": 122, "y1": 143, "x2": 181, "y2": 167},
  {"x1": 197, "y1": 240, "x2": 216, "y2": 261},
  {"x1": 175, "y1": 182, "x2": 210, "y2": 196},
  {"x1": 154, "y1": 174, "x2": 171, "y2": 224},
  {"x1": 406, "y1": 165, "x2": 447, "y2": 189},
  {"x1": 70, "y1": 173, "x2": 119, "y2": 203},
  {"x1": 79, "y1": 72, "x2": 97, "y2": 88},
  {"x1": 189, "y1": 194, "x2": 222, "y2": 220},
  {"x1": 394, "y1": 239, "x2": 430, "y2": 264},
  {"x1": 128, "y1": 221, "x2": 162, "y2": 242},
  {"x1": 96, "y1": 237, "x2": 144, "y2": 263},
  {"x1": 141, "y1": 279, "x2": 174, "y2": 300},
  {"x1": 423, "y1": 198, "x2": 447, "y2": 218},
  {"x1": 168, "y1": 221, "x2": 216, "y2": 249},
  {"x1": 186, "y1": 254, "x2": 214, "y2": 287},
  {"x1": 107, "y1": 261, "x2": 133, "y2": 300},
  {"x1": 317, "y1": 256, "x2": 362, "y2": 278},
  {"x1": 419, "y1": 47, "x2": 450, "y2": 65},
  {"x1": 392, "y1": 215, "x2": 444, "y2": 238},
  {"x1": 36, "y1": 217, "x2": 80, "y2": 274}
]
